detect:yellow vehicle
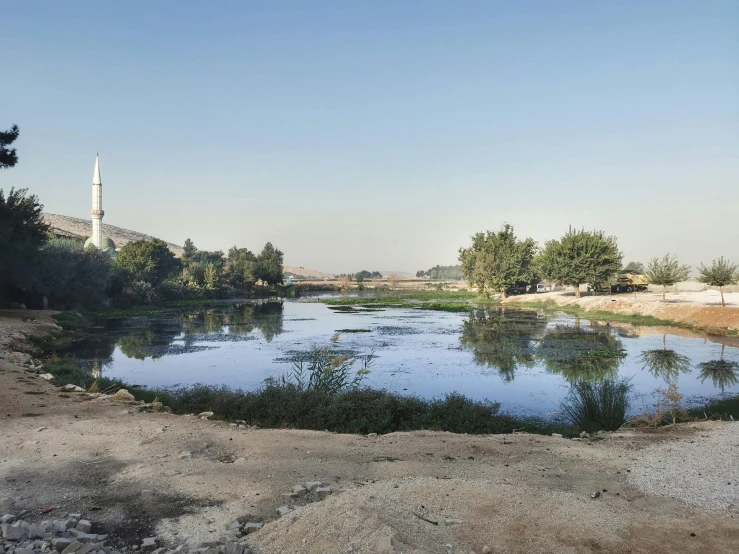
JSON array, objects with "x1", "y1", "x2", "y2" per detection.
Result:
[{"x1": 612, "y1": 271, "x2": 649, "y2": 293}]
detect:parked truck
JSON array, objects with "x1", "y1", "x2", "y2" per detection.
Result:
[
  {"x1": 587, "y1": 272, "x2": 649, "y2": 294},
  {"x1": 612, "y1": 271, "x2": 649, "y2": 293}
]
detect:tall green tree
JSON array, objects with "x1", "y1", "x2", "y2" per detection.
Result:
[
  {"x1": 113, "y1": 238, "x2": 177, "y2": 286},
  {"x1": 0, "y1": 188, "x2": 50, "y2": 300},
  {"x1": 646, "y1": 254, "x2": 691, "y2": 301},
  {"x1": 458, "y1": 224, "x2": 536, "y2": 296},
  {"x1": 254, "y1": 242, "x2": 284, "y2": 286},
  {"x1": 182, "y1": 238, "x2": 196, "y2": 265},
  {"x1": 697, "y1": 257, "x2": 738, "y2": 307},
  {"x1": 0, "y1": 125, "x2": 20, "y2": 169},
  {"x1": 536, "y1": 227, "x2": 622, "y2": 298}
]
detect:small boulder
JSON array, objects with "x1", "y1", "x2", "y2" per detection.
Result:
[
  {"x1": 198, "y1": 411, "x2": 214, "y2": 420},
  {"x1": 551, "y1": 433, "x2": 563, "y2": 438},
  {"x1": 580, "y1": 431, "x2": 590, "y2": 438},
  {"x1": 111, "y1": 389, "x2": 135, "y2": 402},
  {"x1": 61, "y1": 384, "x2": 85, "y2": 392}
]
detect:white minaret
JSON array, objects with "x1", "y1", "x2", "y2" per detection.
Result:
[{"x1": 91, "y1": 154, "x2": 104, "y2": 249}]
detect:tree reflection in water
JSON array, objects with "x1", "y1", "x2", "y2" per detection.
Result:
[
  {"x1": 460, "y1": 308, "x2": 548, "y2": 381},
  {"x1": 638, "y1": 334, "x2": 691, "y2": 382},
  {"x1": 117, "y1": 321, "x2": 182, "y2": 360},
  {"x1": 697, "y1": 344, "x2": 739, "y2": 393},
  {"x1": 181, "y1": 300, "x2": 285, "y2": 344},
  {"x1": 537, "y1": 323, "x2": 626, "y2": 382}
]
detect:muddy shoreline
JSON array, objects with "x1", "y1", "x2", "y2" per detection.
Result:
[{"x1": 1, "y1": 311, "x2": 738, "y2": 553}]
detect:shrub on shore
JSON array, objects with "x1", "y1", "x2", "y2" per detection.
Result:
[
  {"x1": 43, "y1": 358, "x2": 572, "y2": 436},
  {"x1": 560, "y1": 378, "x2": 632, "y2": 433}
]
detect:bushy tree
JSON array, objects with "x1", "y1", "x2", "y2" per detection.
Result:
[
  {"x1": 0, "y1": 188, "x2": 50, "y2": 301},
  {"x1": 458, "y1": 224, "x2": 536, "y2": 296},
  {"x1": 32, "y1": 239, "x2": 111, "y2": 309},
  {"x1": 537, "y1": 227, "x2": 622, "y2": 298},
  {"x1": 0, "y1": 125, "x2": 20, "y2": 169},
  {"x1": 697, "y1": 257, "x2": 738, "y2": 307},
  {"x1": 114, "y1": 238, "x2": 177, "y2": 286},
  {"x1": 646, "y1": 254, "x2": 691, "y2": 301},
  {"x1": 226, "y1": 246, "x2": 257, "y2": 288},
  {"x1": 255, "y1": 242, "x2": 284, "y2": 286}
]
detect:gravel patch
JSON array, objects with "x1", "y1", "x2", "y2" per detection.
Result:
[{"x1": 628, "y1": 423, "x2": 739, "y2": 512}]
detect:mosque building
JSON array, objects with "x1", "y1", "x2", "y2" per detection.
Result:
[{"x1": 83, "y1": 154, "x2": 117, "y2": 255}]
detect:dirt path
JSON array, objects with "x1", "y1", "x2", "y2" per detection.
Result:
[
  {"x1": 1, "y1": 312, "x2": 738, "y2": 553},
  {"x1": 504, "y1": 290, "x2": 739, "y2": 334}
]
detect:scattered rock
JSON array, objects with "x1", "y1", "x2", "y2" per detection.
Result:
[
  {"x1": 551, "y1": 433, "x2": 563, "y2": 438},
  {"x1": 75, "y1": 520, "x2": 92, "y2": 532},
  {"x1": 141, "y1": 537, "x2": 158, "y2": 553},
  {"x1": 444, "y1": 519, "x2": 463, "y2": 526},
  {"x1": 61, "y1": 384, "x2": 85, "y2": 393},
  {"x1": 111, "y1": 389, "x2": 135, "y2": 402},
  {"x1": 315, "y1": 486, "x2": 332, "y2": 499},
  {"x1": 39, "y1": 373, "x2": 54, "y2": 381},
  {"x1": 482, "y1": 546, "x2": 492, "y2": 554},
  {"x1": 242, "y1": 523, "x2": 262, "y2": 535},
  {"x1": 580, "y1": 431, "x2": 590, "y2": 438},
  {"x1": 591, "y1": 491, "x2": 601, "y2": 499},
  {"x1": 198, "y1": 412, "x2": 214, "y2": 420},
  {"x1": 305, "y1": 481, "x2": 324, "y2": 492},
  {"x1": 276, "y1": 506, "x2": 293, "y2": 517}
]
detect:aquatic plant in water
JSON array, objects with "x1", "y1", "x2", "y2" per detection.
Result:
[{"x1": 281, "y1": 333, "x2": 373, "y2": 395}]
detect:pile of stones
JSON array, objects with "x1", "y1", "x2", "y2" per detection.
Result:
[
  {"x1": 275, "y1": 481, "x2": 333, "y2": 518},
  {"x1": 1, "y1": 514, "x2": 113, "y2": 554},
  {"x1": 0, "y1": 515, "x2": 257, "y2": 554}
]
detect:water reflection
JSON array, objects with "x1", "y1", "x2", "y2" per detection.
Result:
[
  {"x1": 117, "y1": 321, "x2": 181, "y2": 360},
  {"x1": 697, "y1": 345, "x2": 739, "y2": 392},
  {"x1": 536, "y1": 323, "x2": 626, "y2": 382},
  {"x1": 638, "y1": 335, "x2": 691, "y2": 382},
  {"x1": 460, "y1": 309, "x2": 547, "y2": 381}
]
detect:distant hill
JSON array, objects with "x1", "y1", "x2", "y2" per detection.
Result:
[
  {"x1": 44, "y1": 214, "x2": 185, "y2": 256},
  {"x1": 44, "y1": 215, "x2": 334, "y2": 278},
  {"x1": 283, "y1": 265, "x2": 335, "y2": 279}
]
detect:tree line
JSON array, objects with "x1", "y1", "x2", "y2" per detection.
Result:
[
  {"x1": 0, "y1": 124, "x2": 285, "y2": 310},
  {"x1": 416, "y1": 265, "x2": 463, "y2": 280},
  {"x1": 459, "y1": 224, "x2": 739, "y2": 306}
]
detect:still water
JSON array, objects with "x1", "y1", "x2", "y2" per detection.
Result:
[{"x1": 59, "y1": 299, "x2": 739, "y2": 417}]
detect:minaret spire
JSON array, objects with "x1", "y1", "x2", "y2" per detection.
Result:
[{"x1": 90, "y1": 154, "x2": 104, "y2": 249}]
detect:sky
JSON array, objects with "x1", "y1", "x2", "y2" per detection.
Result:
[{"x1": 2, "y1": 0, "x2": 737, "y2": 274}]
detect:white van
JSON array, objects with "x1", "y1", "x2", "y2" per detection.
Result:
[{"x1": 536, "y1": 284, "x2": 547, "y2": 293}]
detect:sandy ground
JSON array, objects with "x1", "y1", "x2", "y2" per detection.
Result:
[
  {"x1": 505, "y1": 289, "x2": 739, "y2": 334},
  {"x1": 1, "y1": 312, "x2": 739, "y2": 553}
]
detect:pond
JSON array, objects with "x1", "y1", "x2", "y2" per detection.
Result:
[{"x1": 58, "y1": 298, "x2": 739, "y2": 418}]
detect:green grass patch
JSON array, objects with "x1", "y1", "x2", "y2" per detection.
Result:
[
  {"x1": 336, "y1": 329, "x2": 372, "y2": 333},
  {"x1": 688, "y1": 394, "x2": 739, "y2": 420},
  {"x1": 52, "y1": 311, "x2": 93, "y2": 331}
]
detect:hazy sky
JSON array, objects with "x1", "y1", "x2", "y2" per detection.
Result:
[{"x1": 3, "y1": 1, "x2": 737, "y2": 274}]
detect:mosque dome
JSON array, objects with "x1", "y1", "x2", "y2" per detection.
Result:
[{"x1": 84, "y1": 235, "x2": 117, "y2": 255}]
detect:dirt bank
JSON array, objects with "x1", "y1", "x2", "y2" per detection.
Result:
[
  {"x1": 1, "y1": 312, "x2": 738, "y2": 553},
  {"x1": 504, "y1": 290, "x2": 739, "y2": 335}
]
